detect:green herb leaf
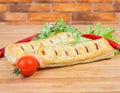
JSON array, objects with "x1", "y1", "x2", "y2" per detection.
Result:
[{"x1": 32, "y1": 18, "x2": 82, "y2": 43}]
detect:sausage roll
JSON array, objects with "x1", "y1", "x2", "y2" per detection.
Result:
[
  {"x1": 36, "y1": 38, "x2": 114, "y2": 68},
  {"x1": 5, "y1": 32, "x2": 75, "y2": 65}
]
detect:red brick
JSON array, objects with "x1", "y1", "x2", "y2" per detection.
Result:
[
  {"x1": 0, "y1": 4, "x2": 7, "y2": 12},
  {"x1": 34, "y1": 0, "x2": 75, "y2": 3},
  {"x1": 94, "y1": 4, "x2": 120, "y2": 12},
  {"x1": 115, "y1": 0, "x2": 120, "y2": 3},
  {"x1": 93, "y1": 3, "x2": 120, "y2": 12},
  {"x1": 28, "y1": 13, "x2": 70, "y2": 22},
  {"x1": 114, "y1": 4, "x2": 120, "y2": 12},
  {"x1": 118, "y1": 13, "x2": 120, "y2": 20},
  {"x1": 0, "y1": 13, "x2": 5, "y2": 21},
  {"x1": 53, "y1": 4, "x2": 91, "y2": 12},
  {"x1": 6, "y1": 22, "x2": 45, "y2": 25},
  {"x1": 9, "y1": 4, "x2": 50, "y2": 12},
  {"x1": 94, "y1": 21, "x2": 119, "y2": 25},
  {"x1": 0, "y1": 0, "x2": 32, "y2": 3},
  {"x1": 5, "y1": 13, "x2": 26, "y2": 21},
  {"x1": 29, "y1": 4, "x2": 50, "y2": 12},
  {"x1": 0, "y1": 22, "x2": 6, "y2": 25},
  {"x1": 77, "y1": 0, "x2": 112, "y2": 3},
  {"x1": 94, "y1": 4, "x2": 114, "y2": 12},
  {"x1": 72, "y1": 21, "x2": 93, "y2": 25},
  {"x1": 72, "y1": 13, "x2": 115, "y2": 21}
]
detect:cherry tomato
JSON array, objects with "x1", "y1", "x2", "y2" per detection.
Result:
[{"x1": 13, "y1": 55, "x2": 39, "y2": 77}]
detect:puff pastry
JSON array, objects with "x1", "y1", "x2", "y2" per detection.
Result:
[
  {"x1": 36, "y1": 38, "x2": 114, "y2": 68},
  {"x1": 4, "y1": 32, "x2": 75, "y2": 65}
]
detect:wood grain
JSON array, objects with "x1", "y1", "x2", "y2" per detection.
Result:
[{"x1": 0, "y1": 25, "x2": 120, "y2": 93}]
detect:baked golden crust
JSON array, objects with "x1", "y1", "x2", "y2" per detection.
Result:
[
  {"x1": 36, "y1": 38, "x2": 114, "y2": 68},
  {"x1": 4, "y1": 32, "x2": 75, "y2": 65}
]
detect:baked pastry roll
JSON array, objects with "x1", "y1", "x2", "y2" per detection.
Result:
[
  {"x1": 36, "y1": 38, "x2": 114, "y2": 68},
  {"x1": 5, "y1": 32, "x2": 75, "y2": 65}
]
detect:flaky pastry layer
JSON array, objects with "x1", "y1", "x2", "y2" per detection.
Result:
[{"x1": 36, "y1": 38, "x2": 114, "y2": 68}]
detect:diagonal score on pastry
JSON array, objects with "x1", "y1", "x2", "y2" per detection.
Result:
[
  {"x1": 4, "y1": 32, "x2": 75, "y2": 65},
  {"x1": 36, "y1": 38, "x2": 114, "y2": 68}
]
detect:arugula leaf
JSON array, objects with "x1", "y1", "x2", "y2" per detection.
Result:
[
  {"x1": 81, "y1": 26, "x2": 93, "y2": 34},
  {"x1": 92, "y1": 23, "x2": 115, "y2": 37},
  {"x1": 32, "y1": 22, "x2": 56, "y2": 40},
  {"x1": 32, "y1": 18, "x2": 82, "y2": 43}
]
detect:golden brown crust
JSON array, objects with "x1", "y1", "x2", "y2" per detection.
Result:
[
  {"x1": 4, "y1": 32, "x2": 75, "y2": 65},
  {"x1": 36, "y1": 38, "x2": 114, "y2": 68}
]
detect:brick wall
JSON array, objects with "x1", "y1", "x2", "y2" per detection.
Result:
[{"x1": 0, "y1": 0, "x2": 120, "y2": 25}]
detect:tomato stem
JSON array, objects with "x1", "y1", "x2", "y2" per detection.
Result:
[{"x1": 13, "y1": 68, "x2": 21, "y2": 76}]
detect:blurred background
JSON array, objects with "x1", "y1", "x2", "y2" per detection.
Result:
[{"x1": 0, "y1": 0, "x2": 120, "y2": 25}]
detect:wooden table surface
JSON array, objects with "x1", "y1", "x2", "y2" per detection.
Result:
[{"x1": 0, "y1": 25, "x2": 120, "y2": 93}]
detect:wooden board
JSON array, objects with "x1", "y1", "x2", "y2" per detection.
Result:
[{"x1": 0, "y1": 25, "x2": 120, "y2": 93}]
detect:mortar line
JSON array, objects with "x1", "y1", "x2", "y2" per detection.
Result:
[
  {"x1": 7, "y1": 3, "x2": 10, "y2": 13},
  {"x1": 50, "y1": 3, "x2": 53, "y2": 13},
  {"x1": 112, "y1": 0, "x2": 115, "y2": 4},
  {"x1": 91, "y1": 3, "x2": 94, "y2": 13},
  {"x1": 70, "y1": 13, "x2": 72, "y2": 24}
]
